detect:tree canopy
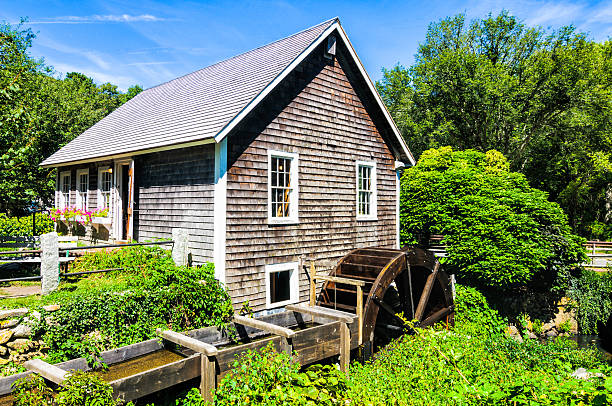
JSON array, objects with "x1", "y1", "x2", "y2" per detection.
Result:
[
  {"x1": 400, "y1": 147, "x2": 585, "y2": 290},
  {"x1": 0, "y1": 21, "x2": 142, "y2": 215},
  {"x1": 378, "y1": 11, "x2": 612, "y2": 238}
]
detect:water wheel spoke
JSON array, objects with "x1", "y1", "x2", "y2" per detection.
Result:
[
  {"x1": 419, "y1": 305, "x2": 454, "y2": 327},
  {"x1": 414, "y1": 260, "x2": 440, "y2": 322},
  {"x1": 372, "y1": 296, "x2": 405, "y2": 326}
]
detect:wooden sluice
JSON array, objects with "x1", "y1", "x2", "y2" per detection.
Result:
[{"x1": 0, "y1": 305, "x2": 358, "y2": 403}]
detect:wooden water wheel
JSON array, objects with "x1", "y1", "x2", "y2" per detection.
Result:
[{"x1": 317, "y1": 247, "x2": 454, "y2": 351}]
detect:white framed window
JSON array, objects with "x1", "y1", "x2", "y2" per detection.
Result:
[
  {"x1": 265, "y1": 261, "x2": 299, "y2": 308},
  {"x1": 97, "y1": 166, "x2": 113, "y2": 210},
  {"x1": 268, "y1": 150, "x2": 299, "y2": 224},
  {"x1": 59, "y1": 171, "x2": 71, "y2": 209},
  {"x1": 356, "y1": 161, "x2": 377, "y2": 220},
  {"x1": 76, "y1": 169, "x2": 89, "y2": 211}
]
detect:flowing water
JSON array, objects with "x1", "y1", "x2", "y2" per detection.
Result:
[{"x1": 98, "y1": 349, "x2": 185, "y2": 382}]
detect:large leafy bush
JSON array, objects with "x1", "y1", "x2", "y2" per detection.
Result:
[
  {"x1": 568, "y1": 269, "x2": 612, "y2": 334},
  {"x1": 31, "y1": 246, "x2": 233, "y2": 363},
  {"x1": 0, "y1": 212, "x2": 53, "y2": 236},
  {"x1": 400, "y1": 147, "x2": 585, "y2": 289},
  {"x1": 214, "y1": 344, "x2": 348, "y2": 405}
]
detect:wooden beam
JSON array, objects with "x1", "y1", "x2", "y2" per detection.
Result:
[
  {"x1": 156, "y1": 329, "x2": 218, "y2": 356},
  {"x1": 233, "y1": 315, "x2": 295, "y2": 339},
  {"x1": 24, "y1": 359, "x2": 69, "y2": 385},
  {"x1": 339, "y1": 322, "x2": 350, "y2": 373},
  {"x1": 285, "y1": 304, "x2": 355, "y2": 324},
  {"x1": 200, "y1": 354, "x2": 216, "y2": 403},
  {"x1": 309, "y1": 262, "x2": 317, "y2": 306},
  {"x1": 356, "y1": 285, "x2": 363, "y2": 345},
  {"x1": 314, "y1": 274, "x2": 366, "y2": 287},
  {"x1": 414, "y1": 261, "x2": 440, "y2": 322}
]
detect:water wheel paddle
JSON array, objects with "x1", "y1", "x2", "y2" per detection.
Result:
[{"x1": 317, "y1": 247, "x2": 454, "y2": 351}]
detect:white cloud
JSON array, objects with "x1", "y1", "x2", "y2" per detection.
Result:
[
  {"x1": 126, "y1": 61, "x2": 173, "y2": 66},
  {"x1": 524, "y1": 2, "x2": 586, "y2": 26},
  {"x1": 29, "y1": 14, "x2": 165, "y2": 24}
]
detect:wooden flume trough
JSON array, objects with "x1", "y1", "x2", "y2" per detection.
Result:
[
  {"x1": 0, "y1": 306, "x2": 359, "y2": 404},
  {"x1": 0, "y1": 246, "x2": 454, "y2": 403}
]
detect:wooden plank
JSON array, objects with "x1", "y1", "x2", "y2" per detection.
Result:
[
  {"x1": 414, "y1": 261, "x2": 440, "y2": 322},
  {"x1": 292, "y1": 322, "x2": 341, "y2": 351},
  {"x1": 156, "y1": 329, "x2": 218, "y2": 356},
  {"x1": 233, "y1": 314, "x2": 296, "y2": 338},
  {"x1": 356, "y1": 285, "x2": 363, "y2": 345},
  {"x1": 285, "y1": 304, "x2": 355, "y2": 323},
  {"x1": 23, "y1": 359, "x2": 69, "y2": 385},
  {"x1": 339, "y1": 322, "x2": 350, "y2": 373},
  {"x1": 200, "y1": 355, "x2": 216, "y2": 403},
  {"x1": 216, "y1": 337, "x2": 282, "y2": 377},
  {"x1": 110, "y1": 354, "x2": 200, "y2": 402},
  {"x1": 315, "y1": 274, "x2": 366, "y2": 287},
  {"x1": 309, "y1": 262, "x2": 317, "y2": 306}
]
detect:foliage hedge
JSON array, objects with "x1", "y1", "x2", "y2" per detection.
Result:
[
  {"x1": 30, "y1": 246, "x2": 234, "y2": 363},
  {"x1": 400, "y1": 147, "x2": 586, "y2": 290},
  {"x1": 568, "y1": 269, "x2": 612, "y2": 334},
  {"x1": 0, "y1": 212, "x2": 53, "y2": 237},
  {"x1": 210, "y1": 285, "x2": 612, "y2": 406}
]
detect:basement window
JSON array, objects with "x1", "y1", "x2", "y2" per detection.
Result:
[
  {"x1": 356, "y1": 161, "x2": 377, "y2": 220},
  {"x1": 76, "y1": 169, "x2": 89, "y2": 211},
  {"x1": 265, "y1": 262, "x2": 299, "y2": 308},
  {"x1": 59, "y1": 171, "x2": 71, "y2": 209},
  {"x1": 268, "y1": 150, "x2": 299, "y2": 224}
]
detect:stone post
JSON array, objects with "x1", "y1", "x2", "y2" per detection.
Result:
[
  {"x1": 41, "y1": 232, "x2": 59, "y2": 295},
  {"x1": 172, "y1": 228, "x2": 189, "y2": 267}
]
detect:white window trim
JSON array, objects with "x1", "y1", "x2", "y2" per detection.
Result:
[
  {"x1": 59, "y1": 170, "x2": 71, "y2": 209},
  {"x1": 76, "y1": 168, "x2": 89, "y2": 211},
  {"x1": 355, "y1": 160, "x2": 378, "y2": 221},
  {"x1": 267, "y1": 150, "x2": 299, "y2": 225},
  {"x1": 97, "y1": 166, "x2": 112, "y2": 211},
  {"x1": 265, "y1": 261, "x2": 300, "y2": 309}
]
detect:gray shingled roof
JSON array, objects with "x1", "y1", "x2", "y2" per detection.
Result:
[{"x1": 41, "y1": 18, "x2": 337, "y2": 166}]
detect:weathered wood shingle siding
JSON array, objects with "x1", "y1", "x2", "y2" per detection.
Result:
[
  {"x1": 133, "y1": 145, "x2": 215, "y2": 265},
  {"x1": 225, "y1": 41, "x2": 397, "y2": 310}
]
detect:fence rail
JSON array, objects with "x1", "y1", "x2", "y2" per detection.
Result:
[{"x1": 0, "y1": 231, "x2": 188, "y2": 296}]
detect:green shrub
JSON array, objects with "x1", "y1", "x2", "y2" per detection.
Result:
[
  {"x1": 0, "y1": 212, "x2": 53, "y2": 237},
  {"x1": 454, "y1": 284, "x2": 507, "y2": 338},
  {"x1": 31, "y1": 246, "x2": 234, "y2": 363},
  {"x1": 567, "y1": 269, "x2": 612, "y2": 334},
  {"x1": 214, "y1": 343, "x2": 348, "y2": 405},
  {"x1": 13, "y1": 371, "x2": 127, "y2": 406},
  {"x1": 348, "y1": 325, "x2": 612, "y2": 405},
  {"x1": 175, "y1": 388, "x2": 206, "y2": 406},
  {"x1": 400, "y1": 147, "x2": 586, "y2": 290}
]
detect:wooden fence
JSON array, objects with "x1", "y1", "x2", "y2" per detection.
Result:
[{"x1": 0, "y1": 230, "x2": 190, "y2": 295}]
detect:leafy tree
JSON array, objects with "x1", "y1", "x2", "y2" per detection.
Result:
[
  {"x1": 400, "y1": 146, "x2": 585, "y2": 290},
  {"x1": 0, "y1": 21, "x2": 142, "y2": 215},
  {"x1": 377, "y1": 11, "x2": 612, "y2": 237}
]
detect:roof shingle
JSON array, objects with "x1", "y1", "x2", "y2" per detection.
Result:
[{"x1": 41, "y1": 18, "x2": 337, "y2": 166}]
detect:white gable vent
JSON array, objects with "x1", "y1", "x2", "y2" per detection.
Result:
[{"x1": 325, "y1": 35, "x2": 336, "y2": 59}]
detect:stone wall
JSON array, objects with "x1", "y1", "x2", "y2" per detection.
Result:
[{"x1": 0, "y1": 305, "x2": 60, "y2": 373}]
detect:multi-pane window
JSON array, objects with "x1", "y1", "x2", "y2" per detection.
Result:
[
  {"x1": 98, "y1": 167, "x2": 113, "y2": 210},
  {"x1": 76, "y1": 169, "x2": 89, "y2": 210},
  {"x1": 268, "y1": 150, "x2": 298, "y2": 223},
  {"x1": 356, "y1": 161, "x2": 377, "y2": 220},
  {"x1": 59, "y1": 171, "x2": 71, "y2": 209},
  {"x1": 265, "y1": 262, "x2": 299, "y2": 308}
]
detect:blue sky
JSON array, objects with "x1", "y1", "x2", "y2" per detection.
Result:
[{"x1": 1, "y1": 0, "x2": 611, "y2": 91}]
